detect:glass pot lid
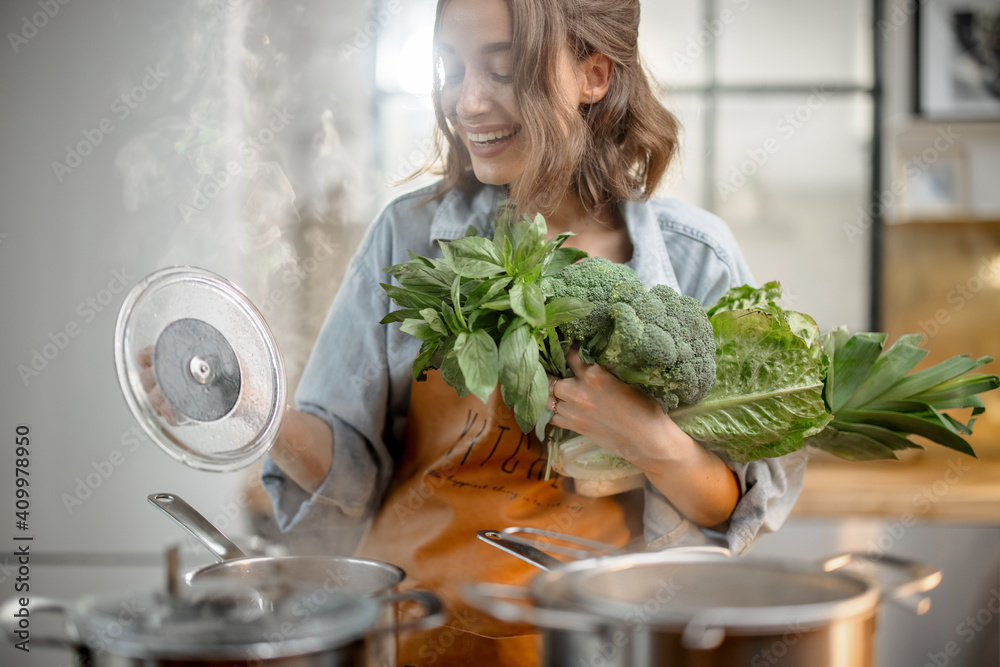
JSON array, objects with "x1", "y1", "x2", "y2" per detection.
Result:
[
  {"x1": 66, "y1": 588, "x2": 378, "y2": 660},
  {"x1": 114, "y1": 267, "x2": 285, "y2": 472}
]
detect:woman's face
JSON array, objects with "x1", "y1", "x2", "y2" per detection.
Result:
[{"x1": 438, "y1": 0, "x2": 584, "y2": 186}]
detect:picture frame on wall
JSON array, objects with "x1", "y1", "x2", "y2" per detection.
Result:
[
  {"x1": 915, "y1": 0, "x2": 1000, "y2": 119},
  {"x1": 894, "y1": 143, "x2": 971, "y2": 219}
]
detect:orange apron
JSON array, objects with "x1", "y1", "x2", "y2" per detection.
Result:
[{"x1": 356, "y1": 371, "x2": 643, "y2": 667}]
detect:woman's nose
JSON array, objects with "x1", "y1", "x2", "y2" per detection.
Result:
[{"x1": 457, "y1": 74, "x2": 492, "y2": 117}]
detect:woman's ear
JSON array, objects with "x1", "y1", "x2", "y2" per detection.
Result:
[{"x1": 580, "y1": 52, "x2": 613, "y2": 104}]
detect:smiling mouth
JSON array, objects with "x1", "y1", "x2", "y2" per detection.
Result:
[{"x1": 467, "y1": 126, "x2": 520, "y2": 147}]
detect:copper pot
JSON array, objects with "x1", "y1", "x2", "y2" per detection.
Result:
[{"x1": 464, "y1": 528, "x2": 941, "y2": 667}]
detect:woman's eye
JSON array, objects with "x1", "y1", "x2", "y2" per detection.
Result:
[
  {"x1": 442, "y1": 70, "x2": 464, "y2": 85},
  {"x1": 491, "y1": 73, "x2": 513, "y2": 84}
]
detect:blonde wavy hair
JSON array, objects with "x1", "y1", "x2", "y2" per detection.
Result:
[{"x1": 416, "y1": 0, "x2": 680, "y2": 217}]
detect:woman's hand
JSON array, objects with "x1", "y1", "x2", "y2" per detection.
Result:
[
  {"x1": 137, "y1": 346, "x2": 183, "y2": 426},
  {"x1": 548, "y1": 349, "x2": 739, "y2": 527}
]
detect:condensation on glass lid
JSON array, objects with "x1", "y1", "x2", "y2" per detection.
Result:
[{"x1": 114, "y1": 266, "x2": 285, "y2": 472}]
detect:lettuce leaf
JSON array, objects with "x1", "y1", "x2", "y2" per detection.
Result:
[{"x1": 669, "y1": 308, "x2": 832, "y2": 462}]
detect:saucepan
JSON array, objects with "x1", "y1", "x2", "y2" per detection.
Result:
[
  {"x1": 146, "y1": 492, "x2": 442, "y2": 666},
  {"x1": 464, "y1": 527, "x2": 941, "y2": 667},
  {"x1": 1, "y1": 584, "x2": 392, "y2": 666}
]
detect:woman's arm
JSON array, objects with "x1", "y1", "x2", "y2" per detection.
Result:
[
  {"x1": 549, "y1": 350, "x2": 739, "y2": 527},
  {"x1": 267, "y1": 409, "x2": 334, "y2": 495}
]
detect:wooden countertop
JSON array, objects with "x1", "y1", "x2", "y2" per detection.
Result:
[{"x1": 791, "y1": 453, "x2": 1000, "y2": 523}]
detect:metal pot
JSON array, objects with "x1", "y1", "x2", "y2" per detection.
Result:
[
  {"x1": 1, "y1": 583, "x2": 437, "y2": 666},
  {"x1": 147, "y1": 493, "x2": 436, "y2": 666},
  {"x1": 464, "y1": 529, "x2": 941, "y2": 667}
]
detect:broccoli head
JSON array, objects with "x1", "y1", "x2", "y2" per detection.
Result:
[
  {"x1": 546, "y1": 257, "x2": 645, "y2": 344},
  {"x1": 548, "y1": 257, "x2": 716, "y2": 410}
]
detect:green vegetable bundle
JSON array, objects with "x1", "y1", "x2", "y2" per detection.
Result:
[
  {"x1": 380, "y1": 211, "x2": 591, "y2": 433},
  {"x1": 381, "y1": 211, "x2": 999, "y2": 467},
  {"x1": 683, "y1": 282, "x2": 998, "y2": 462}
]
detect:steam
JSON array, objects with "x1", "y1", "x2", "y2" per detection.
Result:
[{"x1": 114, "y1": 0, "x2": 373, "y2": 392}]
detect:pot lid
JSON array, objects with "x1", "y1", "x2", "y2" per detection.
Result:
[
  {"x1": 529, "y1": 551, "x2": 880, "y2": 633},
  {"x1": 114, "y1": 267, "x2": 285, "y2": 472},
  {"x1": 66, "y1": 587, "x2": 378, "y2": 660}
]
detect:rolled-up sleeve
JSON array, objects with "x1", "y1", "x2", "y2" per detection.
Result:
[{"x1": 722, "y1": 449, "x2": 810, "y2": 554}]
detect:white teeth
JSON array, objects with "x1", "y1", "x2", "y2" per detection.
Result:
[{"x1": 468, "y1": 128, "x2": 514, "y2": 143}]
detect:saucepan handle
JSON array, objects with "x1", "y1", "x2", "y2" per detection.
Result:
[
  {"x1": 371, "y1": 590, "x2": 445, "y2": 634},
  {"x1": 499, "y1": 526, "x2": 624, "y2": 560},
  {"x1": 462, "y1": 582, "x2": 612, "y2": 633},
  {"x1": 479, "y1": 528, "x2": 731, "y2": 572},
  {"x1": 477, "y1": 530, "x2": 564, "y2": 571},
  {"x1": 820, "y1": 552, "x2": 942, "y2": 615},
  {"x1": 0, "y1": 596, "x2": 79, "y2": 650},
  {"x1": 147, "y1": 492, "x2": 247, "y2": 562}
]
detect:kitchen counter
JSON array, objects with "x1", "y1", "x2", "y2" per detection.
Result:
[{"x1": 792, "y1": 454, "x2": 1000, "y2": 522}]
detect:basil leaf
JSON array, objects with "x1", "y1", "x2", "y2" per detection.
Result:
[
  {"x1": 380, "y1": 283, "x2": 443, "y2": 310},
  {"x1": 466, "y1": 277, "x2": 512, "y2": 309},
  {"x1": 543, "y1": 246, "x2": 588, "y2": 277},
  {"x1": 544, "y1": 296, "x2": 594, "y2": 327},
  {"x1": 510, "y1": 280, "x2": 546, "y2": 328},
  {"x1": 447, "y1": 235, "x2": 504, "y2": 264},
  {"x1": 412, "y1": 341, "x2": 440, "y2": 380},
  {"x1": 546, "y1": 327, "x2": 567, "y2": 377},
  {"x1": 480, "y1": 297, "x2": 512, "y2": 311},
  {"x1": 385, "y1": 261, "x2": 455, "y2": 293},
  {"x1": 400, "y1": 318, "x2": 438, "y2": 342},
  {"x1": 513, "y1": 364, "x2": 548, "y2": 434},
  {"x1": 457, "y1": 329, "x2": 500, "y2": 404},
  {"x1": 512, "y1": 214, "x2": 547, "y2": 271},
  {"x1": 380, "y1": 308, "x2": 423, "y2": 324},
  {"x1": 500, "y1": 324, "x2": 538, "y2": 398},
  {"x1": 451, "y1": 275, "x2": 467, "y2": 330},
  {"x1": 440, "y1": 349, "x2": 469, "y2": 397},
  {"x1": 420, "y1": 308, "x2": 450, "y2": 336}
]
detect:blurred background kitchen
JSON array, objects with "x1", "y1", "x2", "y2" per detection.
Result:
[{"x1": 1, "y1": 0, "x2": 998, "y2": 664}]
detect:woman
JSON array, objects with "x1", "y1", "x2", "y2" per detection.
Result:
[{"x1": 262, "y1": 0, "x2": 807, "y2": 664}]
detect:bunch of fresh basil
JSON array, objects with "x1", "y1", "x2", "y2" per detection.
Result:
[{"x1": 381, "y1": 211, "x2": 591, "y2": 433}]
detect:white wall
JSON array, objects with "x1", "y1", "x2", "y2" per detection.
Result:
[{"x1": 0, "y1": 1, "x2": 374, "y2": 664}]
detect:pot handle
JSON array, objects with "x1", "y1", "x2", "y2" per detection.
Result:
[
  {"x1": 371, "y1": 590, "x2": 445, "y2": 634},
  {"x1": 147, "y1": 492, "x2": 246, "y2": 562},
  {"x1": 820, "y1": 552, "x2": 942, "y2": 615},
  {"x1": 462, "y1": 582, "x2": 613, "y2": 633},
  {"x1": 477, "y1": 530, "x2": 564, "y2": 571},
  {"x1": 0, "y1": 596, "x2": 79, "y2": 650}
]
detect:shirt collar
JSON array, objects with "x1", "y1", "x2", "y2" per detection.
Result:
[
  {"x1": 620, "y1": 198, "x2": 682, "y2": 293},
  {"x1": 428, "y1": 186, "x2": 682, "y2": 294},
  {"x1": 429, "y1": 186, "x2": 503, "y2": 243}
]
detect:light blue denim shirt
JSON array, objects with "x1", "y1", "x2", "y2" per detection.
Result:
[{"x1": 262, "y1": 183, "x2": 808, "y2": 555}]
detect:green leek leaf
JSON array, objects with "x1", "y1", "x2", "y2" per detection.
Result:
[
  {"x1": 828, "y1": 333, "x2": 886, "y2": 413},
  {"x1": 835, "y1": 408, "x2": 977, "y2": 457},
  {"x1": 842, "y1": 334, "x2": 928, "y2": 410}
]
